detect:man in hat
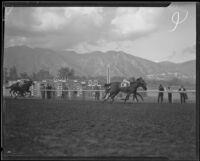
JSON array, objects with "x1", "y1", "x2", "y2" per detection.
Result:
[
  {"x1": 158, "y1": 84, "x2": 164, "y2": 103},
  {"x1": 40, "y1": 83, "x2": 46, "y2": 99},
  {"x1": 179, "y1": 85, "x2": 187, "y2": 103},
  {"x1": 167, "y1": 86, "x2": 172, "y2": 103}
]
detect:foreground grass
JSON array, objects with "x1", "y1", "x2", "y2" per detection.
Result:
[{"x1": 2, "y1": 98, "x2": 196, "y2": 160}]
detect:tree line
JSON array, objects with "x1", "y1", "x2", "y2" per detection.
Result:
[
  {"x1": 3, "y1": 66, "x2": 76, "y2": 82},
  {"x1": 4, "y1": 66, "x2": 195, "y2": 86}
]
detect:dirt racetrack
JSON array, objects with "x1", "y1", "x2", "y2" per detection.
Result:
[{"x1": 2, "y1": 98, "x2": 196, "y2": 160}]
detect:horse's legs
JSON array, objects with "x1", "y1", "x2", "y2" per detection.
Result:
[
  {"x1": 102, "y1": 93, "x2": 107, "y2": 100},
  {"x1": 124, "y1": 93, "x2": 130, "y2": 104},
  {"x1": 27, "y1": 90, "x2": 32, "y2": 97},
  {"x1": 132, "y1": 93, "x2": 139, "y2": 103},
  {"x1": 104, "y1": 91, "x2": 116, "y2": 103},
  {"x1": 14, "y1": 91, "x2": 18, "y2": 99},
  {"x1": 103, "y1": 92, "x2": 112, "y2": 102},
  {"x1": 20, "y1": 91, "x2": 24, "y2": 97},
  {"x1": 102, "y1": 88, "x2": 111, "y2": 100},
  {"x1": 136, "y1": 92, "x2": 143, "y2": 101},
  {"x1": 135, "y1": 94, "x2": 139, "y2": 102},
  {"x1": 109, "y1": 92, "x2": 116, "y2": 103},
  {"x1": 110, "y1": 91, "x2": 120, "y2": 104},
  {"x1": 132, "y1": 92, "x2": 143, "y2": 103},
  {"x1": 102, "y1": 91, "x2": 108, "y2": 100},
  {"x1": 9, "y1": 90, "x2": 13, "y2": 97},
  {"x1": 132, "y1": 94, "x2": 136, "y2": 102},
  {"x1": 110, "y1": 93, "x2": 116, "y2": 104},
  {"x1": 19, "y1": 91, "x2": 25, "y2": 97},
  {"x1": 10, "y1": 89, "x2": 15, "y2": 97}
]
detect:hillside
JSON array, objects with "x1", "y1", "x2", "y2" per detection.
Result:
[{"x1": 3, "y1": 46, "x2": 196, "y2": 80}]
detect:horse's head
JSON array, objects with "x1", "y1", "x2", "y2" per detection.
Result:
[
  {"x1": 26, "y1": 80, "x2": 34, "y2": 86},
  {"x1": 136, "y1": 77, "x2": 147, "y2": 90}
]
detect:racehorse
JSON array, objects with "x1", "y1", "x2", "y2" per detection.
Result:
[
  {"x1": 103, "y1": 77, "x2": 147, "y2": 103},
  {"x1": 103, "y1": 85, "x2": 144, "y2": 103},
  {"x1": 6, "y1": 80, "x2": 34, "y2": 98},
  {"x1": 6, "y1": 81, "x2": 21, "y2": 97}
]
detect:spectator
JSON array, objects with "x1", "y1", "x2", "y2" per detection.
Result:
[
  {"x1": 73, "y1": 90, "x2": 77, "y2": 100},
  {"x1": 179, "y1": 85, "x2": 188, "y2": 104},
  {"x1": 158, "y1": 84, "x2": 164, "y2": 103},
  {"x1": 46, "y1": 83, "x2": 52, "y2": 99},
  {"x1": 65, "y1": 86, "x2": 69, "y2": 99},
  {"x1": 94, "y1": 85, "x2": 100, "y2": 101},
  {"x1": 167, "y1": 86, "x2": 172, "y2": 103},
  {"x1": 61, "y1": 85, "x2": 65, "y2": 99},
  {"x1": 40, "y1": 83, "x2": 45, "y2": 99},
  {"x1": 51, "y1": 85, "x2": 56, "y2": 99},
  {"x1": 62, "y1": 84, "x2": 68, "y2": 99}
]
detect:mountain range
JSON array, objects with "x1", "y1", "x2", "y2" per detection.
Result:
[{"x1": 3, "y1": 46, "x2": 196, "y2": 81}]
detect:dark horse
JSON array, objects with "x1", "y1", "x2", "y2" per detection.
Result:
[
  {"x1": 103, "y1": 77, "x2": 147, "y2": 103},
  {"x1": 6, "y1": 80, "x2": 34, "y2": 98}
]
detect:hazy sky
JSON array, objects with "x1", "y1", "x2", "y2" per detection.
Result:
[{"x1": 4, "y1": 2, "x2": 196, "y2": 63}]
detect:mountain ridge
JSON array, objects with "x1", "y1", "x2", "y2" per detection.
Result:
[{"x1": 4, "y1": 46, "x2": 195, "y2": 80}]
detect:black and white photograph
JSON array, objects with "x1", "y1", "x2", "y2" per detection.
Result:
[{"x1": 2, "y1": 2, "x2": 199, "y2": 160}]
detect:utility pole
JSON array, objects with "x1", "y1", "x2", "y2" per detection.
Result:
[{"x1": 107, "y1": 64, "x2": 110, "y2": 83}]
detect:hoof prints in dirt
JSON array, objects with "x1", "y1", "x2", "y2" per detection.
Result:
[{"x1": 3, "y1": 99, "x2": 196, "y2": 159}]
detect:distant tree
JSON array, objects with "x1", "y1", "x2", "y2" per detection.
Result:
[
  {"x1": 81, "y1": 75, "x2": 87, "y2": 80},
  {"x1": 169, "y1": 77, "x2": 182, "y2": 86},
  {"x1": 36, "y1": 69, "x2": 53, "y2": 80},
  {"x1": 9, "y1": 66, "x2": 18, "y2": 80},
  {"x1": 58, "y1": 67, "x2": 75, "y2": 80},
  {"x1": 19, "y1": 72, "x2": 29, "y2": 79},
  {"x1": 29, "y1": 70, "x2": 53, "y2": 81},
  {"x1": 30, "y1": 72, "x2": 37, "y2": 81}
]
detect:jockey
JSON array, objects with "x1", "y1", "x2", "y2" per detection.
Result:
[
  {"x1": 122, "y1": 79, "x2": 130, "y2": 87},
  {"x1": 19, "y1": 80, "x2": 24, "y2": 87}
]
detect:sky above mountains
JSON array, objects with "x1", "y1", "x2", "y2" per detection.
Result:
[{"x1": 4, "y1": 2, "x2": 196, "y2": 63}]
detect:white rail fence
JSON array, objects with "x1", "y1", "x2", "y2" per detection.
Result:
[
  {"x1": 35, "y1": 89, "x2": 196, "y2": 95},
  {"x1": 4, "y1": 89, "x2": 196, "y2": 102},
  {"x1": 3, "y1": 82, "x2": 196, "y2": 102},
  {"x1": 37, "y1": 89, "x2": 196, "y2": 93}
]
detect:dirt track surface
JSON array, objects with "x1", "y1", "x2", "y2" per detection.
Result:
[{"x1": 2, "y1": 98, "x2": 196, "y2": 159}]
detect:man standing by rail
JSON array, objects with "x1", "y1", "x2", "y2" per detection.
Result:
[
  {"x1": 40, "y1": 83, "x2": 45, "y2": 99},
  {"x1": 158, "y1": 84, "x2": 164, "y2": 103},
  {"x1": 179, "y1": 85, "x2": 188, "y2": 104},
  {"x1": 46, "y1": 83, "x2": 52, "y2": 99},
  {"x1": 94, "y1": 85, "x2": 100, "y2": 101}
]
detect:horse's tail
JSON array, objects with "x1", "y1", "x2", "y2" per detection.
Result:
[{"x1": 104, "y1": 83, "x2": 111, "y2": 88}]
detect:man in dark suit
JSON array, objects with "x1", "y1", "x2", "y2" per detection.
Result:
[
  {"x1": 158, "y1": 84, "x2": 164, "y2": 103},
  {"x1": 94, "y1": 85, "x2": 100, "y2": 101},
  {"x1": 179, "y1": 85, "x2": 187, "y2": 103},
  {"x1": 167, "y1": 86, "x2": 172, "y2": 103},
  {"x1": 40, "y1": 83, "x2": 46, "y2": 99},
  {"x1": 46, "y1": 83, "x2": 52, "y2": 99}
]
